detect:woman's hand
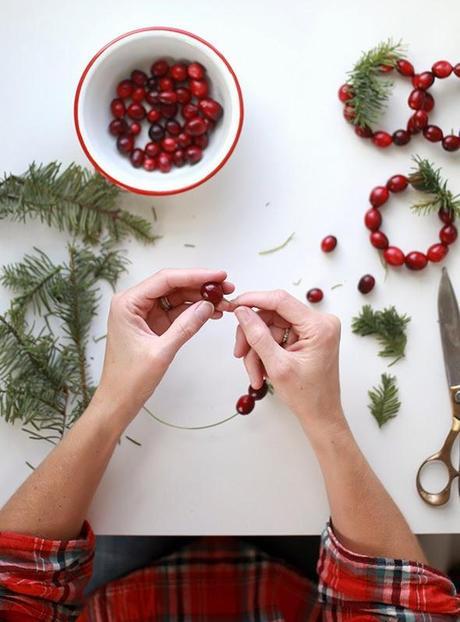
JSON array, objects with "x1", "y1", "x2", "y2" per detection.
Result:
[
  {"x1": 96, "y1": 268, "x2": 234, "y2": 426},
  {"x1": 232, "y1": 290, "x2": 346, "y2": 438}
]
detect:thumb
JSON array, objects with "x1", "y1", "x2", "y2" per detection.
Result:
[
  {"x1": 234, "y1": 306, "x2": 281, "y2": 366},
  {"x1": 161, "y1": 300, "x2": 214, "y2": 357}
]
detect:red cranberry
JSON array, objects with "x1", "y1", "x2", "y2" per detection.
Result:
[
  {"x1": 442, "y1": 135, "x2": 460, "y2": 152},
  {"x1": 116, "y1": 79, "x2": 134, "y2": 98},
  {"x1": 176, "y1": 87, "x2": 192, "y2": 104},
  {"x1": 407, "y1": 115, "x2": 421, "y2": 135},
  {"x1": 201, "y1": 281, "x2": 224, "y2": 304},
  {"x1": 166, "y1": 120, "x2": 181, "y2": 136},
  {"x1": 392, "y1": 129, "x2": 411, "y2": 145},
  {"x1": 413, "y1": 110, "x2": 428, "y2": 130},
  {"x1": 379, "y1": 64, "x2": 393, "y2": 73},
  {"x1": 159, "y1": 91, "x2": 177, "y2": 104},
  {"x1": 147, "y1": 108, "x2": 161, "y2": 123},
  {"x1": 173, "y1": 149, "x2": 186, "y2": 167},
  {"x1": 408, "y1": 89, "x2": 426, "y2": 110},
  {"x1": 364, "y1": 208, "x2": 382, "y2": 231},
  {"x1": 170, "y1": 63, "x2": 188, "y2": 81},
  {"x1": 128, "y1": 122, "x2": 141, "y2": 135},
  {"x1": 185, "y1": 117, "x2": 207, "y2": 136},
  {"x1": 358, "y1": 274, "x2": 375, "y2": 294},
  {"x1": 321, "y1": 235, "x2": 337, "y2": 252},
  {"x1": 396, "y1": 59, "x2": 414, "y2": 76},
  {"x1": 369, "y1": 186, "x2": 389, "y2": 207},
  {"x1": 248, "y1": 381, "x2": 268, "y2": 400},
  {"x1": 130, "y1": 148, "x2": 145, "y2": 168},
  {"x1": 143, "y1": 157, "x2": 156, "y2": 172},
  {"x1": 145, "y1": 142, "x2": 160, "y2": 157},
  {"x1": 190, "y1": 79, "x2": 209, "y2": 98},
  {"x1": 177, "y1": 132, "x2": 192, "y2": 148},
  {"x1": 440, "y1": 224, "x2": 458, "y2": 245},
  {"x1": 454, "y1": 63, "x2": 460, "y2": 77},
  {"x1": 338, "y1": 83, "x2": 354, "y2": 102},
  {"x1": 405, "y1": 251, "x2": 427, "y2": 270},
  {"x1": 161, "y1": 137, "x2": 178, "y2": 153},
  {"x1": 127, "y1": 103, "x2": 146, "y2": 120},
  {"x1": 116, "y1": 134, "x2": 134, "y2": 154},
  {"x1": 423, "y1": 125, "x2": 443, "y2": 142},
  {"x1": 109, "y1": 118, "x2": 128, "y2": 135},
  {"x1": 158, "y1": 77, "x2": 174, "y2": 92},
  {"x1": 160, "y1": 103, "x2": 178, "y2": 119},
  {"x1": 145, "y1": 77, "x2": 157, "y2": 91},
  {"x1": 157, "y1": 152, "x2": 173, "y2": 173},
  {"x1": 413, "y1": 72, "x2": 434, "y2": 89},
  {"x1": 110, "y1": 98, "x2": 125, "y2": 118},
  {"x1": 343, "y1": 104, "x2": 355, "y2": 122},
  {"x1": 236, "y1": 394, "x2": 255, "y2": 415},
  {"x1": 432, "y1": 60, "x2": 452, "y2": 78},
  {"x1": 384, "y1": 246, "x2": 405, "y2": 266},
  {"x1": 193, "y1": 133, "x2": 209, "y2": 149},
  {"x1": 386, "y1": 174, "x2": 408, "y2": 193},
  {"x1": 370, "y1": 231, "x2": 389, "y2": 249},
  {"x1": 186, "y1": 146, "x2": 203, "y2": 164},
  {"x1": 148, "y1": 123, "x2": 165, "y2": 142},
  {"x1": 131, "y1": 87, "x2": 146, "y2": 102},
  {"x1": 151, "y1": 59, "x2": 169, "y2": 77},
  {"x1": 427, "y1": 243, "x2": 448, "y2": 262},
  {"x1": 372, "y1": 131, "x2": 392, "y2": 148},
  {"x1": 306, "y1": 288, "x2": 323, "y2": 303},
  {"x1": 187, "y1": 62, "x2": 205, "y2": 80},
  {"x1": 145, "y1": 90, "x2": 160, "y2": 105},
  {"x1": 131, "y1": 69, "x2": 148, "y2": 86},
  {"x1": 199, "y1": 98, "x2": 224, "y2": 121},
  {"x1": 202, "y1": 117, "x2": 215, "y2": 133},
  {"x1": 423, "y1": 92, "x2": 435, "y2": 112},
  {"x1": 438, "y1": 207, "x2": 454, "y2": 224},
  {"x1": 355, "y1": 125, "x2": 373, "y2": 138}
]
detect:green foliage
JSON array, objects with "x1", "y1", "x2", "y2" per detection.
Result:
[
  {"x1": 408, "y1": 156, "x2": 460, "y2": 218},
  {"x1": 352, "y1": 304, "x2": 410, "y2": 366},
  {"x1": 368, "y1": 373, "x2": 400, "y2": 428},
  {"x1": 347, "y1": 39, "x2": 406, "y2": 128}
]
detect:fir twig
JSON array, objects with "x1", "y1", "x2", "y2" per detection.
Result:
[
  {"x1": 368, "y1": 373, "x2": 400, "y2": 428},
  {"x1": 352, "y1": 304, "x2": 410, "y2": 365},
  {"x1": 259, "y1": 232, "x2": 295, "y2": 255},
  {"x1": 408, "y1": 156, "x2": 460, "y2": 218}
]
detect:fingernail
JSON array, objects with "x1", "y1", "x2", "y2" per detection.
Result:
[
  {"x1": 195, "y1": 300, "x2": 214, "y2": 320},
  {"x1": 235, "y1": 306, "x2": 250, "y2": 324}
]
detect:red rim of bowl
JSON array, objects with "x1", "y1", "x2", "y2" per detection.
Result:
[{"x1": 74, "y1": 26, "x2": 244, "y2": 196}]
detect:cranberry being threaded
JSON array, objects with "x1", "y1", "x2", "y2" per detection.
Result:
[
  {"x1": 440, "y1": 224, "x2": 458, "y2": 245},
  {"x1": 370, "y1": 231, "x2": 389, "y2": 250},
  {"x1": 386, "y1": 175, "x2": 408, "y2": 193},
  {"x1": 384, "y1": 246, "x2": 405, "y2": 266},
  {"x1": 116, "y1": 134, "x2": 134, "y2": 154},
  {"x1": 248, "y1": 381, "x2": 268, "y2": 400},
  {"x1": 432, "y1": 60, "x2": 453, "y2": 78},
  {"x1": 372, "y1": 131, "x2": 392, "y2": 148},
  {"x1": 236, "y1": 394, "x2": 255, "y2": 415},
  {"x1": 338, "y1": 83, "x2": 354, "y2": 102},
  {"x1": 200, "y1": 281, "x2": 224, "y2": 305},
  {"x1": 423, "y1": 125, "x2": 443, "y2": 142},
  {"x1": 306, "y1": 288, "x2": 323, "y2": 303},
  {"x1": 364, "y1": 208, "x2": 382, "y2": 231},
  {"x1": 321, "y1": 235, "x2": 337, "y2": 253},
  {"x1": 358, "y1": 274, "x2": 375, "y2": 294},
  {"x1": 130, "y1": 149, "x2": 145, "y2": 168},
  {"x1": 369, "y1": 186, "x2": 389, "y2": 207},
  {"x1": 442, "y1": 135, "x2": 460, "y2": 152},
  {"x1": 427, "y1": 243, "x2": 448, "y2": 263},
  {"x1": 392, "y1": 129, "x2": 411, "y2": 145},
  {"x1": 405, "y1": 251, "x2": 428, "y2": 270}
]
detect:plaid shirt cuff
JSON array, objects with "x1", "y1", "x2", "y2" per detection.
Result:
[
  {"x1": 0, "y1": 521, "x2": 94, "y2": 621},
  {"x1": 317, "y1": 521, "x2": 460, "y2": 620}
]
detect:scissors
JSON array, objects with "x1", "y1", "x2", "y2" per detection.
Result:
[{"x1": 416, "y1": 268, "x2": 460, "y2": 506}]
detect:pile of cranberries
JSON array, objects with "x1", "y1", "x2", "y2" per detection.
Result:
[{"x1": 109, "y1": 59, "x2": 224, "y2": 172}]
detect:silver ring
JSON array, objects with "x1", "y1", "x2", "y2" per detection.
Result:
[
  {"x1": 281, "y1": 327, "x2": 290, "y2": 346},
  {"x1": 159, "y1": 296, "x2": 173, "y2": 312}
]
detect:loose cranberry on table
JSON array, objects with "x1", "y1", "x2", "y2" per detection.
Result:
[
  {"x1": 321, "y1": 235, "x2": 337, "y2": 253},
  {"x1": 306, "y1": 288, "x2": 323, "y2": 304},
  {"x1": 200, "y1": 282, "x2": 224, "y2": 305},
  {"x1": 358, "y1": 274, "x2": 375, "y2": 294}
]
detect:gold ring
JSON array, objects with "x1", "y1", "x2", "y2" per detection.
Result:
[
  {"x1": 281, "y1": 327, "x2": 290, "y2": 346},
  {"x1": 159, "y1": 296, "x2": 173, "y2": 311}
]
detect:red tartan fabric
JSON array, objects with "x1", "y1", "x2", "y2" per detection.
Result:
[{"x1": 0, "y1": 520, "x2": 459, "y2": 621}]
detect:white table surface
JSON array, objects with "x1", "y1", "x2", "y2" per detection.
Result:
[{"x1": 1, "y1": 0, "x2": 460, "y2": 535}]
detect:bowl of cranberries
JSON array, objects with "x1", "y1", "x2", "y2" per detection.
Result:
[{"x1": 74, "y1": 27, "x2": 244, "y2": 195}]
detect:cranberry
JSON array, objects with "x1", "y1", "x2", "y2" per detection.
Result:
[
  {"x1": 439, "y1": 207, "x2": 454, "y2": 224},
  {"x1": 145, "y1": 142, "x2": 160, "y2": 157},
  {"x1": 440, "y1": 224, "x2": 458, "y2": 245},
  {"x1": 423, "y1": 93, "x2": 435, "y2": 112},
  {"x1": 370, "y1": 231, "x2": 389, "y2": 249},
  {"x1": 173, "y1": 149, "x2": 186, "y2": 167},
  {"x1": 405, "y1": 251, "x2": 427, "y2": 270},
  {"x1": 364, "y1": 208, "x2": 382, "y2": 231},
  {"x1": 454, "y1": 63, "x2": 460, "y2": 77},
  {"x1": 343, "y1": 105, "x2": 355, "y2": 122},
  {"x1": 190, "y1": 79, "x2": 209, "y2": 98},
  {"x1": 306, "y1": 288, "x2": 323, "y2": 303},
  {"x1": 110, "y1": 98, "x2": 125, "y2": 118},
  {"x1": 131, "y1": 87, "x2": 146, "y2": 103},
  {"x1": 408, "y1": 89, "x2": 426, "y2": 110},
  {"x1": 248, "y1": 381, "x2": 268, "y2": 400},
  {"x1": 338, "y1": 83, "x2": 354, "y2": 102},
  {"x1": 166, "y1": 120, "x2": 181, "y2": 136},
  {"x1": 116, "y1": 79, "x2": 134, "y2": 98},
  {"x1": 128, "y1": 122, "x2": 141, "y2": 135},
  {"x1": 442, "y1": 135, "x2": 460, "y2": 152},
  {"x1": 177, "y1": 132, "x2": 192, "y2": 148},
  {"x1": 131, "y1": 69, "x2": 148, "y2": 86},
  {"x1": 185, "y1": 117, "x2": 207, "y2": 136},
  {"x1": 151, "y1": 59, "x2": 169, "y2": 77},
  {"x1": 116, "y1": 134, "x2": 134, "y2": 154},
  {"x1": 187, "y1": 62, "x2": 205, "y2": 80},
  {"x1": 127, "y1": 103, "x2": 146, "y2": 120},
  {"x1": 186, "y1": 146, "x2": 203, "y2": 164},
  {"x1": 199, "y1": 98, "x2": 224, "y2": 121},
  {"x1": 157, "y1": 152, "x2": 173, "y2": 173},
  {"x1": 384, "y1": 246, "x2": 405, "y2": 266},
  {"x1": 427, "y1": 243, "x2": 448, "y2": 262},
  {"x1": 145, "y1": 90, "x2": 160, "y2": 105},
  {"x1": 158, "y1": 77, "x2": 174, "y2": 92},
  {"x1": 200, "y1": 281, "x2": 224, "y2": 305},
  {"x1": 183, "y1": 104, "x2": 199, "y2": 122},
  {"x1": 321, "y1": 235, "x2": 337, "y2": 252},
  {"x1": 170, "y1": 63, "x2": 188, "y2": 81},
  {"x1": 130, "y1": 148, "x2": 145, "y2": 168},
  {"x1": 194, "y1": 133, "x2": 209, "y2": 149},
  {"x1": 159, "y1": 91, "x2": 177, "y2": 104},
  {"x1": 109, "y1": 118, "x2": 128, "y2": 136},
  {"x1": 372, "y1": 131, "x2": 392, "y2": 148},
  {"x1": 160, "y1": 103, "x2": 178, "y2": 119},
  {"x1": 407, "y1": 115, "x2": 421, "y2": 135},
  {"x1": 386, "y1": 174, "x2": 408, "y2": 193},
  {"x1": 147, "y1": 108, "x2": 161, "y2": 123},
  {"x1": 413, "y1": 110, "x2": 428, "y2": 130},
  {"x1": 176, "y1": 87, "x2": 192, "y2": 104},
  {"x1": 432, "y1": 60, "x2": 452, "y2": 78},
  {"x1": 143, "y1": 157, "x2": 156, "y2": 172},
  {"x1": 145, "y1": 77, "x2": 157, "y2": 91},
  {"x1": 392, "y1": 129, "x2": 411, "y2": 145},
  {"x1": 413, "y1": 71, "x2": 434, "y2": 89},
  {"x1": 161, "y1": 137, "x2": 178, "y2": 153},
  {"x1": 202, "y1": 118, "x2": 215, "y2": 133},
  {"x1": 423, "y1": 125, "x2": 443, "y2": 142},
  {"x1": 396, "y1": 59, "x2": 414, "y2": 76},
  {"x1": 148, "y1": 123, "x2": 165, "y2": 142},
  {"x1": 236, "y1": 394, "x2": 255, "y2": 415},
  {"x1": 358, "y1": 274, "x2": 375, "y2": 294},
  {"x1": 379, "y1": 64, "x2": 393, "y2": 73},
  {"x1": 355, "y1": 125, "x2": 373, "y2": 138},
  {"x1": 369, "y1": 186, "x2": 389, "y2": 207}
]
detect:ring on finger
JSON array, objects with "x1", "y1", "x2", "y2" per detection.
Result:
[{"x1": 159, "y1": 295, "x2": 173, "y2": 312}]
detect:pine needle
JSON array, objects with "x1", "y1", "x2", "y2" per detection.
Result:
[
  {"x1": 352, "y1": 304, "x2": 410, "y2": 365},
  {"x1": 368, "y1": 373, "x2": 400, "y2": 428},
  {"x1": 259, "y1": 232, "x2": 295, "y2": 255},
  {"x1": 408, "y1": 156, "x2": 460, "y2": 218}
]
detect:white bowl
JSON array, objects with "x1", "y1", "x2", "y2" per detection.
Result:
[{"x1": 74, "y1": 27, "x2": 244, "y2": 196}]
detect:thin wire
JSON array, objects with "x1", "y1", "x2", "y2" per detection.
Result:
[{"x1": 143, "y1": 406, "x2": 239, "y2": 430}]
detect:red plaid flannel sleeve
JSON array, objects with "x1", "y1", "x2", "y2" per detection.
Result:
[
  {"x1": 0, "y1": 521, "x2": 94, "y2": 621},
  {"x1": 317, "y1": 522, "x2": 460, "y2": 621}
]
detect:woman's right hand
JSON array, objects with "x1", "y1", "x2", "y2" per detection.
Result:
[{"x1": 232, "y1": 290, "x2": 347, "y2": 438}]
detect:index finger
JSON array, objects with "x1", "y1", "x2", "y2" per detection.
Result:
[
  {"x1": 231, "y1": 290, "x2": 310, "y2": 329},
  {"x1": 127, "y1": 268, "x2": 228, "y2": 301}
]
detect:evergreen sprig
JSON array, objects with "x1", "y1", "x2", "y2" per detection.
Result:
[
  {"x1": 347, "y1": 39, "x2": 406, "y2": 128},
  {"x1": 368, "y1": 373, "x2": 400, "y2": 428},
  {"x1": 408, "y1": 156, "x2": 460, "y2": 218},
  {"x1": 352, "y1": 304, "x2": 410, "y2": 366},
  {"x1": 0, "y1": 162, "x2": 158, "y2": 245}
]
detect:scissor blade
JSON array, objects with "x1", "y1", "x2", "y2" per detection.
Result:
[{"x1": 438, "y1": 268, "x2": 460, "y2": 388}]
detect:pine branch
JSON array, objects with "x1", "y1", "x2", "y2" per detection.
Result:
[
  {"x1": 352, "y1": 304, "x2": 410, "y2": 365},
  {"x1": 0, "y1": 162, "x2": 158, "y2": 245},
  {"x1": 368, "y1": 373, "x2": 400, "y2": 428},
  {"x1": 408, "y1": 156, "x2": 460, "y2": 218},
  {"x1": 347, "y1": 39, "x2": 406, "y2": 128}
]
